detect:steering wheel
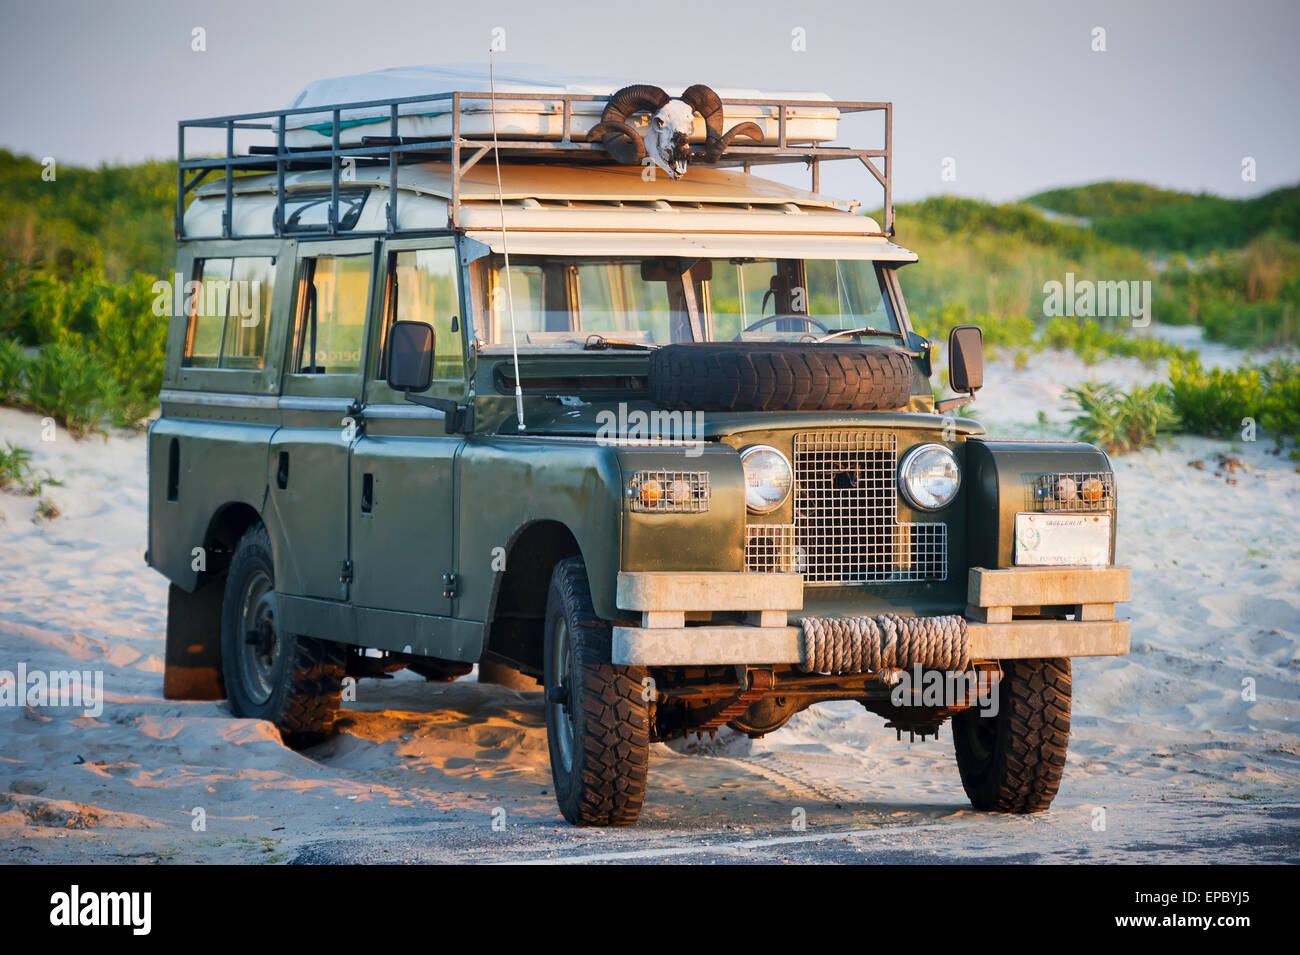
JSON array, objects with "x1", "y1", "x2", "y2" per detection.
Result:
[{"x1": 739, "y1": 314, "x2": 831, "y2": 338}]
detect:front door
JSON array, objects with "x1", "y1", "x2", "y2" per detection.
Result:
[{"x1": 348, "y1": 238, "x2": 466, "y2": 618}]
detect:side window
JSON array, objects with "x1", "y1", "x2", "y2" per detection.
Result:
[
  {"x1": 381, "y1": 248, "x2": 463, "y2": 380},
  {"x1": 184, "y1": 258, "x2": 231, "y2": 368},
  {"x1": 292, "y1": 254, "x2": 371, "y2": 375},
  {"x1": 220, "y1": 257, "x2": 276, "y2": 369},
  {"x1": 183, "y1": 256, "x2": 277, "y2": 369}
]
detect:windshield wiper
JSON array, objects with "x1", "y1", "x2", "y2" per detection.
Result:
[
  {"x1": 584, "y1": 334, "x2": 658, "y2": 351},
  {"x1": 812, "y1": 326, "x2": 905, "y2": 344}
]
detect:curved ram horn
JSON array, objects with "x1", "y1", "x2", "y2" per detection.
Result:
[
  {"x1": 707, "y1": 121, "x2": 764, "y2": 162},
  {"x1": 586, "y1": 119, "x2": 647, "y2": 164},
  {"x1": 680, "y1": 84, "x2": 765, "y2": 162},
  {"x1": 588, "y1": 84, "x2": 671, "y2": 165},
  {"x1": 679, "y1": 84, "x2": 724, "y2": 140}
]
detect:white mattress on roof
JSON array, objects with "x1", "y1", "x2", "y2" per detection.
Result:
[{"x1": 280, "y1": 64, "x2": 840, "y2": 147}]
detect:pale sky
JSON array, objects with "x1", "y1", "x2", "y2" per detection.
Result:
[{"x1": 1, "y1": 0, "x2": 1296, "y2": 204}]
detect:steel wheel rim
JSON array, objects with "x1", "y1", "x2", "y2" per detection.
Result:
[
  {"x1": 238, "y1": 569, "x2": 279, "y2": 706},
  {"x1": 551, "y1": 619, "x2": 575, "y2": 773}
]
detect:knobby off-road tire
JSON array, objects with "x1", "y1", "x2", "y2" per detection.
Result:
[
  {"x1": 648, "y1": 341, "x2": 915, "y2": 413},
  {"x1": 219, "y1": 524, "x2": 345, "y2": 748},
  {"x1": 952, "y1": 658, "x2": 1072, "y2": 813},
  {"x1": 543, "y1": 557, "x2": 650, "y2": 826}
]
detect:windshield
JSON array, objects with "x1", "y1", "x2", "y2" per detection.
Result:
[{"x1": 473, "y1": 255, "x2": 902, "y2": 347}]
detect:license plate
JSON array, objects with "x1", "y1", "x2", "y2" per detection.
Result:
[{"x1": 1014, "y1": 513, "x2": 1111, "y2": 567}]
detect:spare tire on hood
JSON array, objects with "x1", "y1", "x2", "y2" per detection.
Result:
[{"x1": 648, "y1": 342, "x2": 916, "y2": 413}]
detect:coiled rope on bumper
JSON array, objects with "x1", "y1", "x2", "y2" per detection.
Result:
[{"x1": 798, "y1": 614, "x2": 970, "y2": 675}]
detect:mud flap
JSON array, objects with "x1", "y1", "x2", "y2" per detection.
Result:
[{"x1": 163, "y1": 580, "x2": 226, "y2": 700}]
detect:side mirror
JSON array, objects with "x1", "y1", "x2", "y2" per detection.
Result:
[
  {"x1": 948, "y1": 324, "x2": 984, "y2": 395},
  {"x1": 386, "y1": 321, "x2": 434, "y2": 393}
]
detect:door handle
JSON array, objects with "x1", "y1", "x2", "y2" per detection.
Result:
[{"x1": 360, "y1": 473, "x2": 373, "y2": 513}]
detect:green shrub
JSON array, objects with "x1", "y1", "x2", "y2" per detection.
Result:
[
  {"x1": 0, "y1": 441, "x2": 34, "y2": 491},
  {"x1": 1043, "y1": 317, "x2": 1196, "y2": 366},
  {"x1": 0, "y1": 265, "x2": 163, "y2": 429},
  {"x1": 1066, "y1": 381, "x2": 1179, "y2": 454},
  {"x1": 912, "y1": 304, "x2": 1040, "y2": 361},
  {"x1": 1166, "y1": 358, "x2": 1265, "y2": 438},
  {"x1": 1257, "y1": 359, "x2": 1300, "y2": 451},
  {"x1": 23, "y1": 343, "x2": 114, "y2": 438},
  {"x1": 1201, "y1": 300, "x2": 1298, "y2": 350},
  {"x1": 0, "y1": 337, "x2": 26, "y2": 403},
  {"x1": 0, "y1": 441, "x2": 59, "y2": 497},
  {"x1": 91, "y1": 272, "x2": 167, "y2": 427}
]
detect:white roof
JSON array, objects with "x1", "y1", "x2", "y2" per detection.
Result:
[
  {"x1": 197, "y1": 163, "x2": 853, "y2": 209},
  {"x1": 465, "y1": 230, "x2": 917, "y2": 262},
  {"x1": 186, "y1": 162, "x2": 915, "y2": 261}
]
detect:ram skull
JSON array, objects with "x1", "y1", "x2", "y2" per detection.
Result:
[{"x1": 588, "y1": 84, "x2": 763, "y2": 178}]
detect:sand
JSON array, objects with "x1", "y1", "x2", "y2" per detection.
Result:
[{"x1": 1, "y1": 344, "x2": 1297, "y2": 864}]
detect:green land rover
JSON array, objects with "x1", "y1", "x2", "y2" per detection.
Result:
[{"x1": 151, "y1": 77, "x2": 1131, "y2": 826}]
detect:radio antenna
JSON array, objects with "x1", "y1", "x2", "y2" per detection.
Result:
[{"x1": 488, "y1": 52, "x2": 526, "y2": 431}]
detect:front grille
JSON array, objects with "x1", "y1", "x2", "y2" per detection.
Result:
[
  {"x1": 743, "y1": 431, "x2": 947, "y2": 583},
  {"x1": 1029, "y1": 471, "x2": 1116, "y2": 513}
]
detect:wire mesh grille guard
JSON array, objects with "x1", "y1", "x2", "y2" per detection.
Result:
[
  {"x1": 1030, "y1": 471, "x2": 1116, "y2": 513},
  {"x1": 627, "y1": 470, "x2": 711, "y2": 513},
  {"x1": 783, "y1": 431, "x2": 947, "y2": 584},
  {"x1": 745, "y1": 523, "x2": 798, "y2": 573}
]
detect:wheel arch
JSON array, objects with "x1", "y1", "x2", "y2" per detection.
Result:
[
  {"x1": 202, "y1": 501, "x2": 266, "y2": 581},
  {"x1": 482, "y1": 519, "x2": 587, "y2": 677}
]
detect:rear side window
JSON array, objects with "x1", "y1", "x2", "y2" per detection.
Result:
[
  {"x1": 183, "y1": 256, "x2": 277, "y2": 369},
  {"x1": 292, "y1": 254, "x2": 371, "y2": 375}
]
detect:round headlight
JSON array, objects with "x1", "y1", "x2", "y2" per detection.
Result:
[
  {"x1": 899, "y1": 444, "x2": 960, "y2": 510},
  {"x1": 740, "y1": 445, "x2": 793, "y2": 514}
]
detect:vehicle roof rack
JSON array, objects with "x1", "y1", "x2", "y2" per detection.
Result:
[{"x1": 176, "y1": 89, "x2": 893, "y2": 241}]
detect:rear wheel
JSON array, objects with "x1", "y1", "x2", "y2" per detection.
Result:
[
  {"x1": 220, "y1": 525, "x2": 345, "y2": 747},
  {"x1": 543, "y1": 557, "x2": 650, "y2": 826},
  {"x1": 952, "y1": 658, "x2": 1072, "y2": 813}
]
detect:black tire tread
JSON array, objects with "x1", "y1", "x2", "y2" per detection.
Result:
[
  {"x1": 547, "y1": 557, "x2": 650, "y2": 826},
  {"x1": 648, "y1": 342, "x2": 915, "y2": 413},
  {"x1": 279, "y1": 636, "x2": 346, "y2": 746},
  {"x1": 221, "y1": 524, "x2": 345, "y2": 749},
  {"x1": 953, "y1": 658, "x2": 1071, "y2": 813}
]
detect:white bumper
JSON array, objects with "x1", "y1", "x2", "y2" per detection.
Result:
[{"x1": 610, "y1": 568, "x2": 1132, "y2": 667}]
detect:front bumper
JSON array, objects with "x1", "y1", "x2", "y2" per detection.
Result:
[{"x1": 611, "y1": 567, "x2": 1132, "y2": 667}]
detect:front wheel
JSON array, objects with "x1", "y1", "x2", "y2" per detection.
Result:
[
  {"x1": 951, "y1": 658, "x2": 1072, "y2": 813},
  {"x1": 219, "y1": 524, "x2": 345, "y2": 747},
  {"x1": 543, "y1": 557, "x2": 650, "y2": 826}
]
